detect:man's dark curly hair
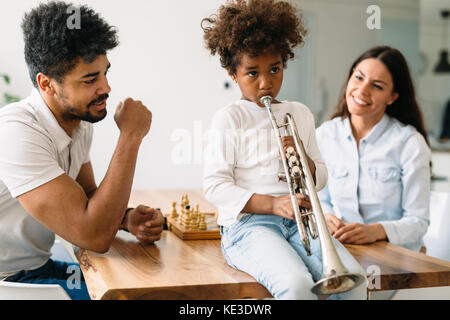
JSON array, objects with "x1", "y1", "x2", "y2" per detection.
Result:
[
  {"x1": 22, "y1": 1, "x2": 119, "y2": 88},
  {"x1": 201, "y1": 0, "x2": 307, "y2": 75}
]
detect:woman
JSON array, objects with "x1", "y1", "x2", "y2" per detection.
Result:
[{"x1": 316, "y1": 46, "x2": 431, "y2": 252}]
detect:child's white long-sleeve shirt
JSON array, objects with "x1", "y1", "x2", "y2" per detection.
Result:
[{"x1": 203, "y1": 99, "x2": 327, "y2": 227}]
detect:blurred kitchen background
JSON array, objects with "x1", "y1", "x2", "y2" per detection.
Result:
[{"x1": 0, "y1": 0, "x2": 449, "y2": 191}]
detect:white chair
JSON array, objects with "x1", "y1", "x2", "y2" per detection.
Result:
[
  {"x1": 387, "y1": 191, "x2": 450, "y2": 300},
  {"x1": 0, "y1": 281, "x2": 70, "y2": 300},
  {"x1": 0, "y1": 238, "x2": 76, "y2": 300},
  {"x1": 423, "y1": 191, "x2": 450, "y2": 261}
]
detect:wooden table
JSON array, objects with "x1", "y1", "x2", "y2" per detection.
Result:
[{"x1": 76, "y1": 190, "x2": 450, "y2": 300}]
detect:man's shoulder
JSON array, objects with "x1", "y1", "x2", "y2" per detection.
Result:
[
  {"x1": 0, "y1": 100, "x2": 43, "y2": 133},
  {"x1": 0, "y1": 99, "x2": 36, "y2": 120}
]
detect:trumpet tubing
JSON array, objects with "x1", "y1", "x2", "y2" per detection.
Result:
[{"x1": 260, "y1": 96, "x2": 365, "y2": 295}]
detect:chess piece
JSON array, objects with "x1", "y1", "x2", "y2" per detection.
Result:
[
  {"x1": 171, "y1": 201, "x2": 179, "y2": 219},
  {"x1": 185, "y1": 208, "x2": 194, "y2": 229},
  {"x1": 183, "y1": 205, "x2": 192, "y2": 226},
  {"x1": 181, "y1": 194, "x2": 186, "y2": 209},
  {"x1": 189, "y1": 208, "x2": 199, "y2": 230},
  {"x1": 199, "y1": 214, "x2": 207, "y2": 230},
  {"x1": 194, "y1": 203, "x2": 199, "y2": 215}
]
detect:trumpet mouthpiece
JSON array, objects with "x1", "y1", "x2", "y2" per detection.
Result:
[{"x1": 260, "y1": 96, "x2": 272, "y2": 106}]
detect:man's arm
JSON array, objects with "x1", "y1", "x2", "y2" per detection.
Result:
[
  {"x1": 76, "y1": 161, "x2": 97, "y2": 199},
  {"x1": 17, "y1": 98, "x2": 151, "y2": 253}
]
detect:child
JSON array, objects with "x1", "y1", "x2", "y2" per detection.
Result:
[{"x1": 202, "y1": 0, "x2": 367, "y2": 300}]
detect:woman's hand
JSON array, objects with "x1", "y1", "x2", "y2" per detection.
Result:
[
  {"x1": 325, "y1": 214, "x2": 346, "y2": 236},
  {"x1": 333, "y1": 222, "x2": 387, "y2": 244},
  {"x1": 271, "y1": 194, "x2": 311, "y2": 220}
]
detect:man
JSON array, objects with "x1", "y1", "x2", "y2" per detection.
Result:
[{"x1": 0, "y1": 1, "x2": 163, "y2": 300}]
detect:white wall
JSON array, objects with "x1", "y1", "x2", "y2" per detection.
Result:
[
  {"x1": 0, "y1": 0, "x2": 431, "y2": 191},
  {"x1": 0, "y1": 0, "x2": 241, "y2": 190}
]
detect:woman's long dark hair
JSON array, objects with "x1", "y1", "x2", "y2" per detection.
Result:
[{"x1": 331, "y1": 46, "x2": 429, "y2": 145}]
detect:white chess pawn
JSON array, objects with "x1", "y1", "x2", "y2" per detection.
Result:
[
  {"x1": 171, "y1": 201, "x2": 178, "y2": 219},
  {"x1": 199, "y1": 214, "x2": 207, "y2": 230},
  {"x1": 181, "y1": 195, "x2": 186, "y2": 209}
]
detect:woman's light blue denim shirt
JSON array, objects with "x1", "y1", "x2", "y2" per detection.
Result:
[{"x1": 316, "y1": 114, "x2": 431, "y2": 251}]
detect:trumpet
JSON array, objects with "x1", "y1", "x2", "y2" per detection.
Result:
[{"x1": 260, "y1": 96, "x2": 365, "y2": 295}]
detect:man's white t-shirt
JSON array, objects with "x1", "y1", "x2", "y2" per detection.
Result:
[
  {"x1": 203, "y1": 100, "x2": 327, "y2": 228},
  {"x1": 0, "y1": 89, "x2": 93, "y2": 278}
]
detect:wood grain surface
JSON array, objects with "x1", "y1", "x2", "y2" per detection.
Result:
[
  {"x1": 75, "y1": 189, "x2": 450, "y2": 299},
  {"x1": 345, "y1": 241, "x2": 450, "y2": 291}
]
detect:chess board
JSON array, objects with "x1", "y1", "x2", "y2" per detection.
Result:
[{"x1": 166, "y1": 213, "x2": 221, "y2": 240}]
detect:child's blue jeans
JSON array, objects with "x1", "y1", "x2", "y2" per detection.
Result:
[{"x1": 221, "y1": 214, "x2": 368, "y2": 300}]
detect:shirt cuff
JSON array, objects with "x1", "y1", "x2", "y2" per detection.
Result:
[
  {"x1": 378, "y1": 221, "x2": 400, "y2": 245},
  {"x1": 230, "y1": 190, "x2": 255, "y2": 221}
]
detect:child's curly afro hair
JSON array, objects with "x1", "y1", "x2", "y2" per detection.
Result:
[{"x1": 201, "y1": 0, "x2": 307, "y2": 74}]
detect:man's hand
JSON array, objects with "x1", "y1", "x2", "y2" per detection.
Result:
[
  {"x1": 124, "y1": 205, "x2": 164, "y2": 245},
  {"x1": 114, "y1": 98, "x2": 152, "y2": 140}
]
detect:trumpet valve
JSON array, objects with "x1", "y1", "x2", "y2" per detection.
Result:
[
  {"x1": 288, "y1": 156, "x2": 299, "y2": 168},
  {"x1": 278, "y1": 173, "x2": 287, "y2": 182},
  {"x1": 290, "y1": 166, "x2": 301, "y2": 177},
  {"x1": 286, "y1": 146, "x2": 296, "y2": 157}
]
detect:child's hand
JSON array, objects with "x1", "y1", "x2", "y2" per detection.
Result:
[
  {"x1": 279, "y1": 136, "x2": 298, "y2": 162},
  {"x1": 271, "y1": 194, "x2": 311, "y2": 220},
  {"x1": 281, "y1": 136, "x2": 296, "y2": 152}
]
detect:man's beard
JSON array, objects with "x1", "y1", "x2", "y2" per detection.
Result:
[{"x1": 62, "y1": 94, "x2": 109, "y2": 123}]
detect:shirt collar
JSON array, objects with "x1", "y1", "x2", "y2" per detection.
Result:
[
  {"x1": 342, "y1": 114, "x2": 390, "y2": 144},
  {"x1": 28, "y1": 88, "x2": 83, "y2": 152},
  {"x1": 239, "y1": 99, "x2": 285, "y2": 113},
  {"x1": 361, "y1": 113, "x2": 390, "y2": 144},
  {"x1": 343, "y1": 117, "x2": 353, "y2": 140}
]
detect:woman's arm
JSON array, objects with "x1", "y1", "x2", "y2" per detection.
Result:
[{"x1": 377, "y1": 133, "x2": 431, "y2": 248}]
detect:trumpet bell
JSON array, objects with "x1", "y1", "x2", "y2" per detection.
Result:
[{"x1": 312, "y1": 272, "x2": 366, "y2": 295}]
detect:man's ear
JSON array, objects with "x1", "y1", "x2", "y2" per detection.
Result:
[{"x1": 36, "y1": 73, "x2": 56, "y2": 96}]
